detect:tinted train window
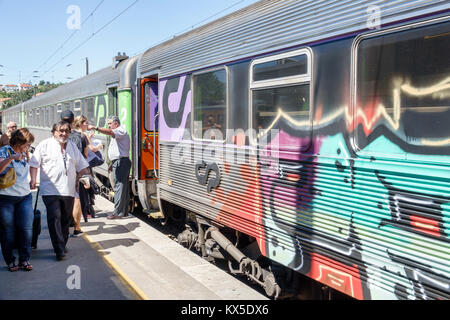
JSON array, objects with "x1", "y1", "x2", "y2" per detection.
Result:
[
  {"x1": 84, "y1": 98, "x2": 95, "y2": 126},
  {"x1": 250, "y1": 49, "x2": 311, "y2": 148},
  {"x1": 64, "y1": 103, "x2": 71, "y2": 112},
  {"x1": 253, "y1": 85, "x2": 310, "y2": 130},
  {"x1": 35, "y1": 109, "x2": 40, "y2": 127},
  {"x1": 192, "y1": 69, "x2": 227, "y2": 140},
  {"x1": 356, "y1": 21, "x2": 450, "y2": 154},
  {"x1": 74, "y1": 101, "x2": 81, "y2": 117},
  {"x1": 41, "y1": 108, "x2": 45, "y2": 127},
  {"x1": 49, "y1": 105, "x2": 55, "y2": 126},
  {"x1": 144, "y1": 82, "x2": 158, "y2": 131},
  {"x1": 108, "y1": 87, "x2": 117, "y2": 116},
  {"x1": 45, "y1": 107, "x2": 50, "y2": 127},
  {"x1": 253, "y1": 55, "x2": 308, "y2": 81}
]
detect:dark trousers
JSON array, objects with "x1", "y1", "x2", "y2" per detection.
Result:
[
  {"x1": 42, "y1": 196, "x2": 74, "y2": 256},
  {"x1": 0, "y1": 194, "x2": 33, "y2": 265},
  {"x1": 112, "y1": 157, "x2": 131, "y2": 217}
]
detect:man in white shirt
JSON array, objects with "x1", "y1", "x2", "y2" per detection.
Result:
[
  {"x1": 88, "y1": 115, "x2": 130, "y2": 219},
  {"x1": 30, "y1": 121, "x2": 89, "y2": 261}
]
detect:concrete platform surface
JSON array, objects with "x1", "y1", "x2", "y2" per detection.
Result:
[{"x1": 87, "y1": 195, "x2": 268, "y2": 300}]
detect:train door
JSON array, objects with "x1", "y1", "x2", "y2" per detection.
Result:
[
  {"x1": 135, "y1": 77, "x2": 160, "y2": 213},
  {"x1": 140, "y1": 78, "x2": 159, "y2": 180}
]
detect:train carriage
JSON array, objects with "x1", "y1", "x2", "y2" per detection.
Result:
[
  {"x1": 3, "y1": 0, "x2": 450, "y2": 300},
  {"x1": 137, "y1": 0, "x2": 450, "y2": 299},
  {"x1": 6, "y1": 54, "x2": 139, "y2": 197}
]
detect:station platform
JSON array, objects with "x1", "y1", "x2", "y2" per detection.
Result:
[
  {"x1": 0, "y1": 191, "x2": 267, "y2": 300},
  {"x1": 84, "y1": 196, "x2": 267, "y2": 300}
]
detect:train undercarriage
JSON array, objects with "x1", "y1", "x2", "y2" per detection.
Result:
[
  {"x1": 154, "y1": 200, "x2": 351, "y2": 300},
  {"x1": 93, "y1": 174, "x2": 350, "y2": 300}
]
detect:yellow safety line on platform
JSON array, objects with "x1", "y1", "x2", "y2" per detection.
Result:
[{"x1": 83, "y1": 233, "x2": 149, "y2": 300}]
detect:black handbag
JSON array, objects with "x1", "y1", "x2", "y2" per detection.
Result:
[{"x1": 88, "y1": 150, "x2": 104, "y2": 167}]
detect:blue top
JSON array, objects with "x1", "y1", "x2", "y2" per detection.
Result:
[{"x1": 0, "y1": 145, "x2": 30, "y2": 197}]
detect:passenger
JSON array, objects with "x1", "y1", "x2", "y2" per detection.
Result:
[
  {"x1": 0, "y1": 121, "x2": 18, "y2": 147},
  {"x1": 203, "y1": 115, "x2": 222, "y2": 140},
  {"x1": 88, "y1": 115, "x2": 130, "y2": 219},
  {"x1": 61, "y1": 111, "x2": 88, "y2": 237},
  {"x1": 75, "y1": 115, "x2": 102, "y2": 161},
  {"x1": 0, "y1": 128, "x2": 35, "y2": 271},
  {"x1": 73, "y1": 115, "x2": 97, "y2": 220},
  {"x1": 29, "y1": 121, "x2": 89, "y2": 261}
]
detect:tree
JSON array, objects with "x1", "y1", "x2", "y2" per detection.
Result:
[{"x1": 2, "y1": 82, "x2": 63, "y2": 109}]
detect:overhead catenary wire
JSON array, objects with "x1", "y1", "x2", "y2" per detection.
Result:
[
  {"x1": 41, "y1": 0, "x2": 139, "y2": 80},
  {"x1": 26, "y1": 0, "x2": 105, "y2": 82},
  {"x1": 132, "y1": 0, "x2": 249, "y2": 56}
]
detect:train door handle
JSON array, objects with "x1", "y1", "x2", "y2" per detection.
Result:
[{"x1": 142, "y1": 136, "x2": 152, "y2": 149}]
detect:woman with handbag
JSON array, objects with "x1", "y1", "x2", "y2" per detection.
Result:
[
  {"x1": 0, "y1": 128, "x2": 35, "y2": 271},
  {"x1": 75, "y1": 116, "x2": 103, "y2": 220}
]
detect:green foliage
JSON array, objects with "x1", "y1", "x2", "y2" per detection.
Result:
[{"x1": 1, "y1": 82, "x2": 63, "y2": 109}]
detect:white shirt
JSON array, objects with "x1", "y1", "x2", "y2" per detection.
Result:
[
  {"x1": 108, "y1": 125, "x2": 130, "y2": 161},
  {"x1": 30, "y1": 137, "x2": 89, "y2": 197}
]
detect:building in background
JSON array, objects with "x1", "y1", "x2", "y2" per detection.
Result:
[
  {"x1": 4, "y1": 84, "x2": 18, "y2": 93},
  {"x1": 19, "y1": 83, "x2": 32, "y2": 91}
]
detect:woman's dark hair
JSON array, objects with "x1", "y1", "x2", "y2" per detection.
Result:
[{"x1": 9, "y1": 128, "x2": 35, "y2": 148}]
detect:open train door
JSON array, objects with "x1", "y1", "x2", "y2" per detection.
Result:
[{"x1": 138, "y1": 77, "x2": 160, "y2": 212}]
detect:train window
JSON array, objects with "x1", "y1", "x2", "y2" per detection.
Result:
[
  {"x1": 252, "y1": 85, "x2": 310, "y2": 129},
  {"x1": 50, "y1": 105, "x2": 55, "y2": 126},
  {"x1": 144, "y1": 82, "x2": 158, "y2": 131},
  {"x1": 108, "y1": 87, "x2": 118, "y2": 116},
  {"x1": 48, "y1": 106, "x2": 52, "y2": 127},
  {"x1": 41, "y1": 108, "x2": 45, "y2": 127},
  {"x1": 355, "y1": 21, "x2": 450, "y2": 155},
  {"x1": 253, "y1": 55, "x2": 308, "y2": 82},
  {"x1": 192, "y1": 68, "x2": 227, "y2": 140},
  {"x1": 64, "y1": 102, "x2": 71, "y2": 112},
  {"x1": 35, "y1": 109, "x2": 40, "y2": 127},
  {"x1": 45, "y1": 107, "x2": 49, "y2": 127},
  {"x1": 74, "y1": 100, "x2": 81, "y2": 117},
  {"x1": 250, "y1": 49, "x2": 312, "y2": 148},
  {"x1": 85, "y1": 97, "x2": 95, "y2": 126}
]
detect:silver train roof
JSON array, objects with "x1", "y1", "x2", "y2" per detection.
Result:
[{"x1": 138, "y1": 0, "x2": 450, "y2": 79}]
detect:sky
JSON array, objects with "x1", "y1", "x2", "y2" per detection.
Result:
[{"x1": 0, "y1": 0, "x2": 259, "y2": 86}]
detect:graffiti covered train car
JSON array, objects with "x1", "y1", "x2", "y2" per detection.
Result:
[
  {"x1": 3, "y1": 0, "x2": 450, "y2": 299},
  {"x1": 137, "y1": 0, "x2": 450, "y2": 299}
]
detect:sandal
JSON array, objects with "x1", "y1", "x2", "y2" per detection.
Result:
[
  {"x1": 7, "y1": 262, "x2": 19, "y2": 272},
  {"x1": 18, "y1": 261, "x2": 33, "y2": 271}
]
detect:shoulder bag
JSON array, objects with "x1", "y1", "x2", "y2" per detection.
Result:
[{"x1": 0, "y1": 149, "x2": 17, "y2": 189}]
